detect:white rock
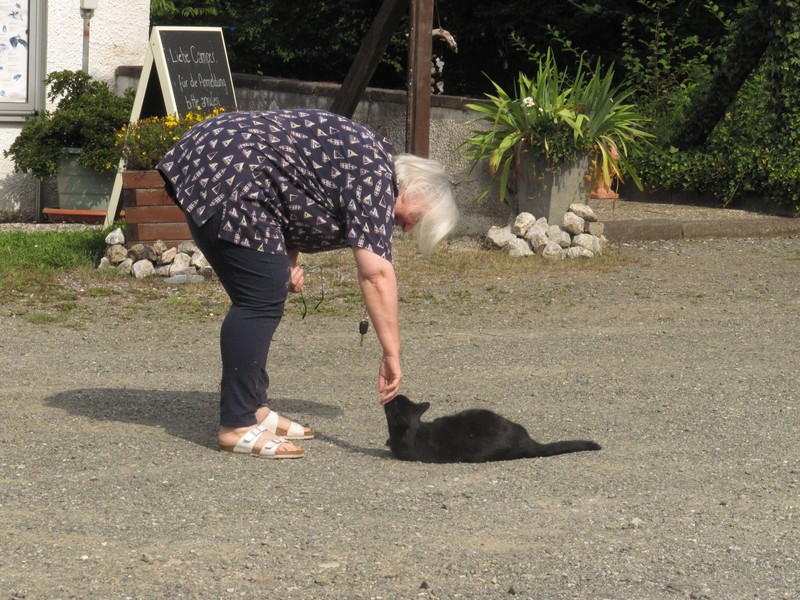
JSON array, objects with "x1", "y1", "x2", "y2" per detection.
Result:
[
  {"x1": 563, "y1": 212, "x2": 585, "y2": 236},
  {"x1": 151, "y1": 240, "x2": 168, "y2": 256},
  {"x1": 127, "y1": 243, "x2": 157, "y2": 262},
  {"x1": 116, "y1": 258, "x2": 133, "y2": 275},
  {"x1": 572, "y1": 233, "x2": 603, "y2": 255},
  {"x1": 131, "y1": 259, "x2": 156, "y2": 279},
  {"x1": 566, "y1": 246, "x2": 594, "y2": 259},
  {"x1": 546, "y1": 225, "x2": 571, "y2": 248},
  {"x1": 512, "y1": 212, "x2": 537, "y2": 237},
  {"x1": 507, "y1": 238, "x2": 534, "y2": 257},
  {"x1": 486, "y1": 225, "x2": 517, "y2": 248},
  {"x1": 525, "y1": 219, "x2": 549, "y2": 239},
  {"x1": 569, "y1": 203, "x2": 598, "y2": 222},
  {"x1": 104, "y1": 228, "x2": 125, "y2": 246},
  {"x1": 158, "y1": 247, "x2": 177, "y2": 265},
  {"x1": 190, "y1": 251, "x2": 210, "y2": 270},
  {"x1": 97, "y1": 257, "x2": 113, "y2": 271},
  {"x1": 526, "y1": 230, "x2": 549, "y2": 254},
  {"x1": 541, "y1": 241, "x2": 565, "y2": 259},
  {"x1": 168, "y1": 252, "x2": 192, "y2": 275},
  {"x1": 177, "y1": 240, "x2": 198, "y2": 255},
  {"x1": 155, "y1": 265, "x2": 172, "y2": 277},
  {"x1": 105, "y1": 244, "x2": 128, "y2": 264}
]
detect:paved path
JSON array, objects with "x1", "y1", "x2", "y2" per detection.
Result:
[{"x1": 587, "y1": 197, "x2": 800, "y2": 242}]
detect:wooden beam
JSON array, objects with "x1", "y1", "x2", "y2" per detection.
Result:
[
  {"x1": 330, "y1": 0, "x2": 407, "y2": 118},
  {"x1": 406, "y1": 0, "x2": 433, "y2": 157}
]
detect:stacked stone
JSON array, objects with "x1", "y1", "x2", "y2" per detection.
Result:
[
  {"x1": 97, "y1": 228, "x2": 212, "y2": 282},
  {"x1": 486, "y1": 203, "x2": 607, "y2": 259}
]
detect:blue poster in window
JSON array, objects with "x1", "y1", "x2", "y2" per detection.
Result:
[{"x1": 0, "y1": 0, "x2": 29, "y2": 103}]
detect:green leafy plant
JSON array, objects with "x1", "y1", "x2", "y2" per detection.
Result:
[
  {"x1": 115, "y1": 108, "x2": 224, "y2": 170},
  {"x1": 4, "y1": 70, "x2": 135, "y2": 179},
  {"x1": 461, "y1": 49, "x2": 651, "y2": 204}
]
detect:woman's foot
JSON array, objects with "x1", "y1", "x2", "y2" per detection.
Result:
[
  {"x1": 256, "y1": 406, "x2": 315, "y2": 440},
  {"x1": 218, "y1": 425, "x2": 304, "y2": 459}
]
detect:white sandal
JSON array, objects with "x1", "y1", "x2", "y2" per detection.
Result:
[
  {"x1": 219, "y1": 426, "x2": 304, "y2": 459},
  {"x1": 260, "y1": 410, "x2": 315, "y2": 440}
]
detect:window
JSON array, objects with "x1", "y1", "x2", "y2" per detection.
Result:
[{"x1": 0, "y1": 0, "x2": 46, "y2": 120}]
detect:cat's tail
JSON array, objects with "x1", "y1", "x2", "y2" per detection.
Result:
[{"x1": 529, "y1": 440, "x2": 602, "y2": 457}]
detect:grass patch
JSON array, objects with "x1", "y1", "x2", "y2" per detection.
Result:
[
  {"x1": 0, "y1": 228, "x2": 631, "y2": 326},
  {"x1": 0, "y1": 228, "x2": 108, "y2": 304},
  {"x1": 0, "y1": 228, "x2": 107, "y2": 270}
]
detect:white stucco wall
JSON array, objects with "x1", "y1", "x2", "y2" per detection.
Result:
[{"x1": 0, "y1": 0, "x2": 150, "y2": 219}]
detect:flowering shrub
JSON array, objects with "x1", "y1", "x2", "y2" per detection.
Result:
[{"x1": 115, "y1": 108, "x2": 224, "y2": 170}]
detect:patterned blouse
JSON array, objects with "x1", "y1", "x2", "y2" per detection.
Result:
[{"x1": 157, "y1": 109, "x2": 398, "y2": 262}]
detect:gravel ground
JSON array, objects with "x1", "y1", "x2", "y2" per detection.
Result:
[{"x1": 1, "y1": 233, "x2": 799, "y2": 600}]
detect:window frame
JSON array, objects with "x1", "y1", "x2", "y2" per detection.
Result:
[{"x1": 0, "y1": 0, "x2": 46, "y2": 121}]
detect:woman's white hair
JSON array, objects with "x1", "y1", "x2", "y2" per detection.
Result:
[{"x1": 393, "y1": 153, "x2": 459, "y2": 257}]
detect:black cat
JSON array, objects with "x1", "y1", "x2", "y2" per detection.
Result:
[{"x1": 384, "y1": 394, "x2": 601, "y2": 463}]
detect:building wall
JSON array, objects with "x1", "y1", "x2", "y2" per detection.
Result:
[{"x1": 0, "y1": 0, "x2": 150, "y2": 220}]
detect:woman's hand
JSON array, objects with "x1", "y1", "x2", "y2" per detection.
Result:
[
  {"x1": 289, "y1": 264, "x2": 304, "y2": 293},
  {"x1": 288, "y1": 251, "x2": 304, "y2": 293},
  {"x1": 379, "y1": 354, "x2": 402, "y2": 404}
]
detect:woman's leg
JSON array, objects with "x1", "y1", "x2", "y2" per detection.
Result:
[{"x1": 184, "y1": 212, "x2": 304, "y2": 457}]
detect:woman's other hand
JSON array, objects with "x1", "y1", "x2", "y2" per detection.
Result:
[{"x1": 288, "y1": 251, "x2": 304, "y2": 292}]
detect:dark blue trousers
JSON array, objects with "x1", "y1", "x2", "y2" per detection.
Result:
[{"x1": 186, "y1": 210, "x2": 290, "y2": 428}]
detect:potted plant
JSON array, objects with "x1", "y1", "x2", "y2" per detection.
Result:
[
  {"x1": 114, "y1": 108, "x2": 223, "y2": 171},
  {"x1": 462, "y1": 49, "x2": 652, "y2": 222},
  {"x1": 4, "y1": 70, "x2": 134, "y2": 219},
  {"x1": 113, "y1": 108, "x2": 222, "y2": 245}
]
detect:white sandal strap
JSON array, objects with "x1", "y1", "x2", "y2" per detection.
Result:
[
  {"x1": 256, "y1": 437, "x2": 289, "y2": 457},
  {"x1": 260, "y1": 410, "x2": 306, "y2": 437},
  {"x1": 260, "y1": 410, "x2": 280, "y2": 434},
  {"x1": 233, "y1": 426, "x2": 264, "y2": 454},
  {"x1": 232, "y1": 427, "x2": 291, "y2": 457}
]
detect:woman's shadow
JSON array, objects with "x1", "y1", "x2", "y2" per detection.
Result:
[{"x1": 44, "y1": 388, "x2": 386, "y2": 457}]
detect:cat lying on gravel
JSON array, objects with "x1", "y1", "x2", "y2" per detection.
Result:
[{"x1": 384, "y1": 394, "x2": 601, "y2": 463}]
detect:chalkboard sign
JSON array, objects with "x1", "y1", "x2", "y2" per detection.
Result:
[
  {"x1": 105, "y1": 27, "x2": 237, "y2": 226},
  {"x1": 154, "y1": 28, "x2": 237, "y2": 115}
]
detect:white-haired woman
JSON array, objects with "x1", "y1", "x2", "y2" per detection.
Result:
[{"x1": 158, "y1": 109, "x2": 458, "y2": 460}]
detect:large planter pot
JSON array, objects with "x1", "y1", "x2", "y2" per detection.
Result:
[
  {"x1": 512, "y1": 154, "x2": 590, "y2": 223},
  {"x1": 44, "y1": 149, "x2": 116, "y2": 223},
  {"x1": 56, "y1": 149, "x2": 115, "y2": 211},
  {"x1": 122, "y1": 170, "x2": 192, "y2": 247}
]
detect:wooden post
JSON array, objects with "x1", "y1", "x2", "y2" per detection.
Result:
[
  {"x1": 406, "y1": 0, "x2": 433, "y2": 157},
  {"x1": 330, "y1": 0, "x2": 407, "y2": 118}
]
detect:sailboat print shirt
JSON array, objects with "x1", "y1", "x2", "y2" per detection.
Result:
[{"x1": 157, "y1": 109, "x2": 398, "y2": 262}]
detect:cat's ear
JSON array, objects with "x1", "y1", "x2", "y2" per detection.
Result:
[{"x1": 416, "y1": 402, "x2": 431, "y2": 415}]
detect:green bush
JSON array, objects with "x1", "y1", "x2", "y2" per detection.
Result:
[
  {"x1": 4, "y1": 70, "x2": 134, "y2": 179},
  {"x1": 632, "y1": 60, "x2": 800, "y2": 211}
]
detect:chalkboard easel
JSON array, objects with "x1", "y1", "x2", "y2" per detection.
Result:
[{"x1": 104, "y1": 26, "x2": 237, "y2": 227}]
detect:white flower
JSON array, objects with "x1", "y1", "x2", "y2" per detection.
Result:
[{"x1": 522, "y1": 97, "x2": 535, "y2": 108}]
